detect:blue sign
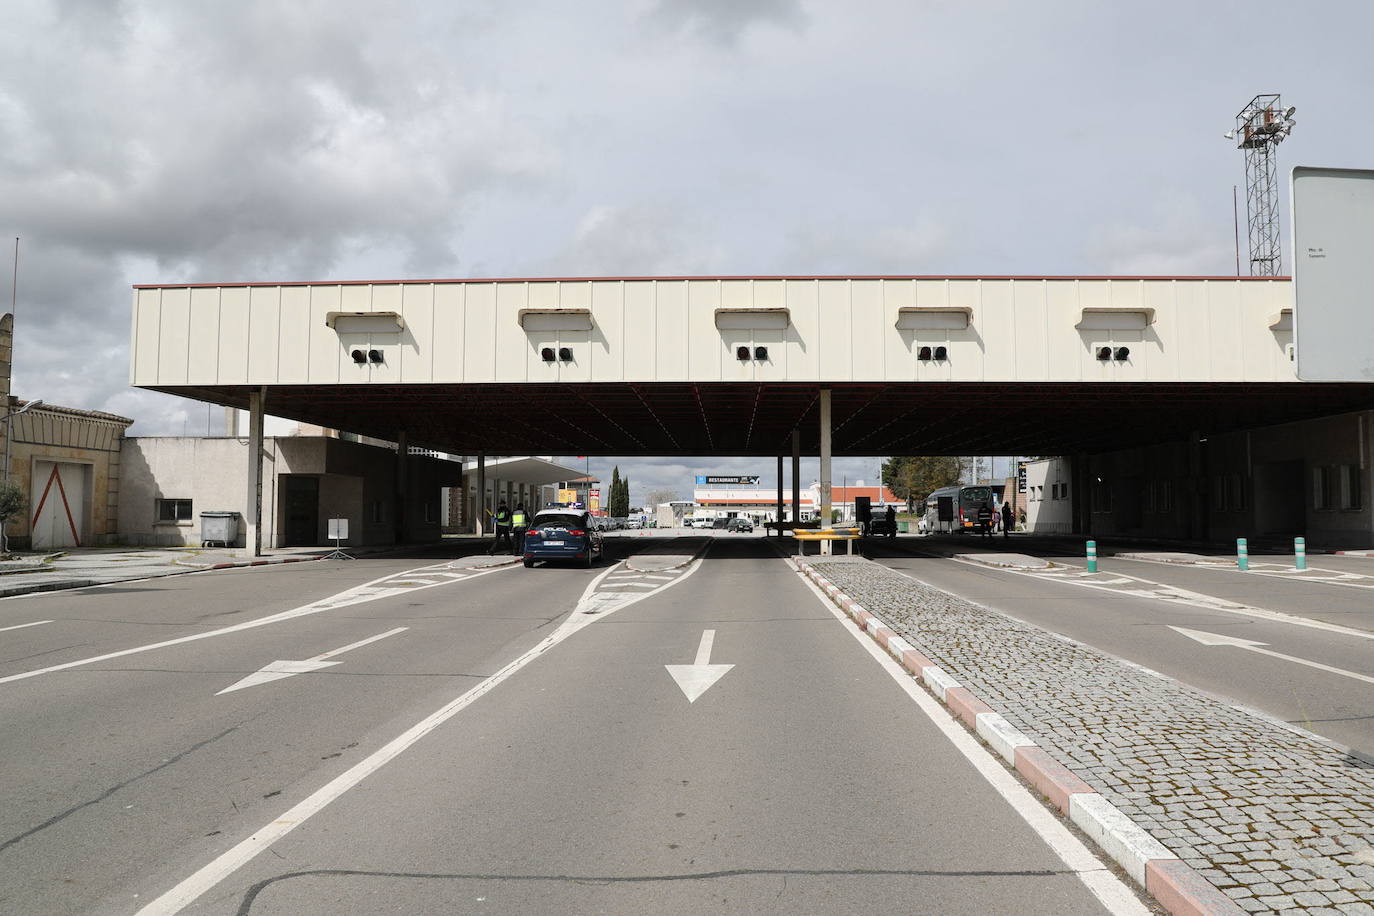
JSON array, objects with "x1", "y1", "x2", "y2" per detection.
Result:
[{"x1": 695, "y1": 475, "x2": 707, "y2": 485}]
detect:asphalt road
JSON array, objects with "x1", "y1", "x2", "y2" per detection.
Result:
[
  {"x1": 866, "y1": 536, "x2": 1374, "y2": 758},
  {"x1": 0, "y1": 536, "x2": 1142, "y2": 915}
]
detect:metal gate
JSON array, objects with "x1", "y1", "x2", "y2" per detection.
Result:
[{"x1": 30, "y1": 460, "x2": 85, "y2": 549}]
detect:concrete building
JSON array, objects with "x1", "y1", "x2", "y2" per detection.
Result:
[
  {"x1": 692, "y1": 481, "x2": 897, "y2": 524},
  {"x1": 118, "y1": 435, "x2": 461, "y2": 548},
  {"x1": 1023, "y1": 458, "x2": 1074, "y2": 535}
]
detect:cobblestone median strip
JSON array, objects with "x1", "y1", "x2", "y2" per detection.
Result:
[{"x1": 798, "y1": 556, "x2": 1374, "y2": 915}]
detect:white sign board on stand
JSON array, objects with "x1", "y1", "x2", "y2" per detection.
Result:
[
  {"x1": 327, "y1": 518, "x2": 349, "y2": 541},
  {"x1": 1291, "y1": 166, "x2": 1374, "y2": 381}
]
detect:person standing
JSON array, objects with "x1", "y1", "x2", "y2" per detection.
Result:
[
  {"x1": 1000, "y1": 500, "x2": 1013, "y2": 539},
  {"x1": 977, "y1": 502, "x2": 993, "y2": 540},
  {"x1": 489, "y1": 501, "x2": 512, "y2": 555},
  {"x1": 885, "y1": 504, "x2": 896, "y2": 538},
  {"x1": 511, "y1": 503, "x2": 529, "y2": 556}
]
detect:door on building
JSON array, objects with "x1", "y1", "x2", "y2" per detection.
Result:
[
  {"x1": 30, "y1": 460, "x2": 87, "y2": 549},
  {"x1": 282, "y1": 476, "x2": 320, "y2": 546}
]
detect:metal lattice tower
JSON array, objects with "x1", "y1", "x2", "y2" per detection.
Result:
[{"x1": 1228, "y1": 94, "x2": 1295, "y2": 276}]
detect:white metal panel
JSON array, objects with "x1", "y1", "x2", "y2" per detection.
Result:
[
  {"x1": 981, "y1": 281, "x2": 1015, "y2": 381},
  {"x1": 720, "y1": 279, "x2": 752, "y2": 311},
  {"x1": 30, "y1": 460, "x2": 85, "y2": 549},
  {"x1": 1206, "y1": 281, "x2": 1243, "y2": 380},
  {"x1": 1012, "y1": 281, "x2": 1048, "y2": 380},
  {"x1": 591, "y1": 281, "x2": 624, "y2": 381},
  {"x1": 367, "y1": 285, "x2": 404, "y2": 380},
  {"x1": 157, "y1": 287, "x2": 190, "y2": 385},
  {"x1": 247, "y1": 286, "x2": 280, "y2": 382},
  {"x1": 463, "y1": 284, "x2": 497, "y2": 382},
  {"x1": 687, "y1": 281, "x2": 720, "y2": 379},
  {"x1": 622, "y1": 281, "x2": 656, "y2": 380},
  {"x1": 432, "y1": 283, "x2": 465, "y2": 381},
  {"x1": 187, "y1": 287, "x2": 221, "y2": 385},
  {"x1": 525, "y1": 329, "x2": 560, "y2": 381},
  {"x1": 753, "y1": 279, "x2": 784, "y2": 312},
  {"x1": 338, "y1": 332, "x2": 371, "y2": 381},
  {"x1": 754, "y1": 323, "x2": 787, "y2": 381},
  {"x1": 849, "y1": 280, "x2": 884, "y2": 381},
  {"x1": 557, "y1": 329, "x2": 591, "y2": 382},
  {"x1": 308, "y1": 285, "x2": 342, "y2": 384},
  {"x1": 527, "y1": 281, "x2": 559, "y2": 311},
  {"x1": 1172, "y1": 281, "x2": 1209, "y2": 381},
  {"x1": 883, "y1": 280, "x2": 917, "y2": 382},
  {"x1": 494, "y1": 283, "x2": 528, "y2": 381},
  {"x1": 1141, "y1": 281, "x2": 1178, "y2": 381},
  {"x1": 217, "y1": 287, "x2": 251, "y2": 383},
  {"x1": 401, "y1": 283, "x2": 435, "y2": 382},
  {"x1": 654, "y1": 281, "x2": 689, "y2": 380},
  {"x1": 817, "y1": 280, "x2": 851, "y2": 379},
  {"x1": 784, "y1": 280, "x2": 820, "y2": 379},
  {"x1": 1045, "y1": 282, "x2": 1082, "y2": 382},
  {"x1": 945, "y1": 280, "x2": 983, "y2": 381},
  {"x1": 914, "y1": 279, "x2": 949, "y2": 308},
  {"x1": 278, "y1": 285, "x2": 311, "y2": 383}
]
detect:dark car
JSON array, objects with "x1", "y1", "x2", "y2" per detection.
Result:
[
  {"x1": 726, "y1": 517, "x2": 753, "y2": 533},
  {"x1": 523, "y1": 509, "x2": 604, "y2": 568},
  {"x1": 869, "y1": 508, "x2": 898, "y2": 538}
]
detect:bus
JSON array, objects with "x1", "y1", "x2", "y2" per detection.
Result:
[{"x1": 922, "y1": 484, "x2": 1004, "y2": 534}]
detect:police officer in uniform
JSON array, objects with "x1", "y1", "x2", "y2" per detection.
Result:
[
  {"x1": 489, "y1": 501, "x2": 512, "y2": 555},
  {"x1": 511, "y1": 503, "x2": 529, "y2": 556}
]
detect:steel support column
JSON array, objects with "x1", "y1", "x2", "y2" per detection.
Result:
[
  {"x1": 246, "y1": 387, "x2": 265, "y2": 556},
  {"x1": 776, "y1": 454, "x2": 784, "y2": 536},
  {"x1": 476, "y1": 455, "x2": 486, "y2": 536},
  {"x1": 395, "y1": 430, "x2": 408, "y2": 545},
  {"x1": 819, "y1": 389, "x2": 832, "y2": 554},
  {"x1": 791, "y1": 428, "x2": 801, "y2": 523}
]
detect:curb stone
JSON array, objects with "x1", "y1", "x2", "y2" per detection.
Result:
[{"x1": 792, "y1": 557, "x2": 1243, "y2": 916}]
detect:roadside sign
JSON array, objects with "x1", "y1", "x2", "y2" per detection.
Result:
[
  {"x1": 328, "y1": 518, "x2": 349, "y2": 541},
  {"x1": 1291, "y1": 166, "x2": 1374, "y2": 381},
  {"x1": 1016, "y1": 461, "x2": 1027, "y2": 494}
]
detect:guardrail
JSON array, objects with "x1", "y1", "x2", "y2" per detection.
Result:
[{"x1": 792, "y1": 527, "x2": 862, "y2": 556}]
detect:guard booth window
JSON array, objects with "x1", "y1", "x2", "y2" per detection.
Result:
[{"x1": 156, "y1": 498, "x2": 192, "y2": 522}]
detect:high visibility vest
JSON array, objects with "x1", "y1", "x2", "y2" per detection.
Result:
[{"x1": 512, "y1": 510, "x2": 528, "y2": 527}]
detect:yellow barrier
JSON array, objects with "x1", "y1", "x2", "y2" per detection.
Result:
[{"x1": 791, "y1": 528, "x2": 861, "y2": 556}]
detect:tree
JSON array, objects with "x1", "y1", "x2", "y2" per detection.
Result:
[
  {"x1": 0, "y1": 480, "x2": 25, "y2": 554},
  {"x1": 646, "y1": 488, "x2": 678, "y2": 508},
  {"x1": 608, "y1": 466, "x2": 630, "y2": 517},
  {"x1": 882, "y1": 456, "x2": 962, "y2": 513}
]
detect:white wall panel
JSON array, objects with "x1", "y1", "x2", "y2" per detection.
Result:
[
  {"x1": 370, "y1": 284, "x2": 404, "y2": 381},
  {"x1": 494, "y1": 283, "x2": 528, "y2": 382},
  {"x1": 591, "y1": 281, "x2": 624, "y2": 382},
  {"x1": 432, "y1": 283, "x2": 464, "y2": 381},
  {"x1": 187, "y1": 287, "x2": 220, "y2": 385},
  {"x1": 849, "y1": 280, "x2": 884, "y2": 381},
  {"x1": 1206, "y1": 281, "x2": 1244, "y2": 380},
  {"x1": 623, "y1": 281, "x2": 656, "y2": 379},
  {"x1": 463, "y1": 284, "x2": 496, "y2": 382},
  {"x1": 655, "y1": 282, "x2": 689, "y2": 380},
  {"x1": 980, "y1": 281, "x2": 1015, "y2": 381},
  {"x1": 687, "y1": 281, "x2": 720, "y2": 379},
  {"x1": 156, "y1": 287, "x2": 190, "y2": 385},
  {"x1": 785, "y1": 280, "x2": 819, "y2": 378},
  {"x1": 400, "y1": 283, "x2": 435, "y2": 382},
  {"x1": 217, "y1": 287, "x2": 250, "y2": 384},
  {"x1": 277, "y1": 286, "x2": 311, "y2": 383},
  {"x1": 883, "y1": 280, "x2": 916, "y2": 382},
  {"x1": 308, "y1": 285, "x2": 342, "y2": 384},
  {"x1": 247, "y1": 286, "x2": 280, "y2": 383},
  {"x1": 1011, "y1": 281, "x2": 1048, "y2": 380},
  {"x1": 817, "y1": 281, "x2": 851, "y2": 379},
  {"x1": 1141, "y1": 281, "x2": 1177, "y2": 381}
]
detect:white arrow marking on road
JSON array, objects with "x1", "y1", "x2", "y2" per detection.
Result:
[
  {"x1": 215, "y1": 627, "x2": 408, "y2": 695},
  {"x1": 1168, "y1": 626, "x2": 1374, "y2": 686},
  {"x1": 665, "y1": 629, "x2": 734, "y2": 703},
  {"x1": 0, "y1": 619, "x2": 52, "y2": 633}
]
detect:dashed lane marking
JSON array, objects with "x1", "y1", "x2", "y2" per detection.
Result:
[{"x1": 0, "y1": 619, "x2": 53, "y2": 634}]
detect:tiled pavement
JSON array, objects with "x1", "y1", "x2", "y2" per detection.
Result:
[{"x1": 808, "y1": 556, "x2": 1374, "y2": 914}]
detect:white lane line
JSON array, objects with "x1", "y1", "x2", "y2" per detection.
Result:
[
  {"x1": 1169, "y1": 626, "x2": 1374, "y2": 686},
  {"x1": 215, "y1": 627, "x2": 410, "y2": 695},
  {"x1": 0, "y1": 619, "x2": 53, "y2": 633},
  {"x1": 134, "y1": 545, "x2": 710, "y2": 915},
  {"x1": 946, "y1": 555, "x2": 1374, "y2": 643},
  {"x1": 795, "y1": 572, "x2": 1149, "y2": 915},
  {"x1": 0, "y1": 562, "x2": 513, "y2": 688},
  {"x1": 599, "y1": 582, "x2": 658, "y2": 590}
]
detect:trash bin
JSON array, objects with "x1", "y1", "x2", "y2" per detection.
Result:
[
  {"x1": 200, "y1": 511, "x2": 240, "y2": 548},
  {"x1": 898, "y1": 520, "x2": 910, "y2": 533}
]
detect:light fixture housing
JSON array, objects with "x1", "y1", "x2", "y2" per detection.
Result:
[
  {"x1": 558, "y1": 346, "x2": 573, "y2": 362},
  {"x1": 753, "y1": 345, "x2": 768, "y2": 361},
  {"x1": 1096, "y1": 346, "x2": 1112, "y2": 360},
  {"x1": 736, "y1": 346, "x2": 751, "y2": 361},
  {"x1": 917, "y1": 345, "x2": 932, "y2": 361},
  {"x1": 351, "y1": 349, "x2": 366, "y2": 364},
  {"x1": 1114, "y1": 346, "x2": 1130, "y2": 361},
  {"x1": 368, "y1": 349, "x2": 383, "y2": 363},
  {"x1": 933, "y1": 345, "x2": 948, "y2": 361},
  {"x1": 540, "y1": 347, "x2": 555, "y2": 362}
]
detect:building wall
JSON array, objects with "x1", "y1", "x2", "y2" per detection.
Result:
[
  {"x1": 131, "y1": 277, "x2": 1297, "y2": 388},
  {"x1": 1024, "y1": 458, "x2": 1074, "y2": 534},
  {"x1": 118, "y1": 436, "x2": 458, "y2": 547}
]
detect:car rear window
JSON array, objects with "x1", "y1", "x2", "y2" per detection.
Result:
[
  {"x1": 533, "y1": 513, "x2": 584, "y2": 529},
  {"x1": 961, "y1": 487, "x2": 991, "y2": 505}
]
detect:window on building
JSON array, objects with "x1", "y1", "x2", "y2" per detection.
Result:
[
  {"x1": 1314, "y1": 466, "x2": 1336, "y2": 510},
  {"x1": 423, "y1": 500, "x2": 439, "y2": 524},
  {"x1": 1341, "y1": 465, "x2": 1363, "y2": 510},
  {"x1": 370, "y1": 500, "x2": 385, "y2": 523},
  {"x1": 156, "y1": 499, "x2": 193, "y2": 522}
]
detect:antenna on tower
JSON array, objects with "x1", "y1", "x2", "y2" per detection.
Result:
[{"x1": 1228, "y1": 94, "x2": 1296, "y2": 276}]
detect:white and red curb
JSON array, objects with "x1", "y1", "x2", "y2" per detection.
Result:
[{"x1": 796, "y1": 560, "x2": 1243, "y2": 916}]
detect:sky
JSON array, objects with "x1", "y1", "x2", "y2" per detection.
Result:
[{"x1": 3, "y1": 0, "x2": 1372, "y2": 502}]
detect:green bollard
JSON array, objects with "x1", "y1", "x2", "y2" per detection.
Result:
[
  {"x1": 1237, "y1": 537, "x2": 1249, "y2": 571},
  {"x1": 1086, "y1": 540, "x2": 1098, "y2": 573},
  {"x1": 1295, "y1": 536, "x2": 1307, "y2": 571}
]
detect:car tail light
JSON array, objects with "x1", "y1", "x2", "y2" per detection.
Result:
[
  {"x1": 526, "y1": 530, "x2": 538, "y2": 536},
  {"x1": 567, "y1": 529, "x2": 585, "y2": 535},
  {"x1": 958, "y1": 508, "x2": 965, "y2": 520}
]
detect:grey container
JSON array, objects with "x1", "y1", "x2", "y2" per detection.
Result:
[{"x1": 200, "y1": 511, "x2": 240, "y2": 548}]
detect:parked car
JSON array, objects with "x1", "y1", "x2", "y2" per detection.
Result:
[
  {"x1": 625, "y1": 519, "x2": 643, "y2": 529},
  {"x1": 868, "y1": 509, "x2": 897, "y2": 538},
  {"x1": 523, "y1": 508, "x2": 604, "y2": 568},
  {"x1": 726, "y1": 517, "x2": 754, "y2": 533},
  {"x1": 711, "y1": 517, "x2": 730, "y2": 529}
]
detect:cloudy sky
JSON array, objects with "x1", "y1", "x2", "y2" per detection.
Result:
[{"x1": 3, "y1": 0, "x2": 1371, "y2": 501}]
